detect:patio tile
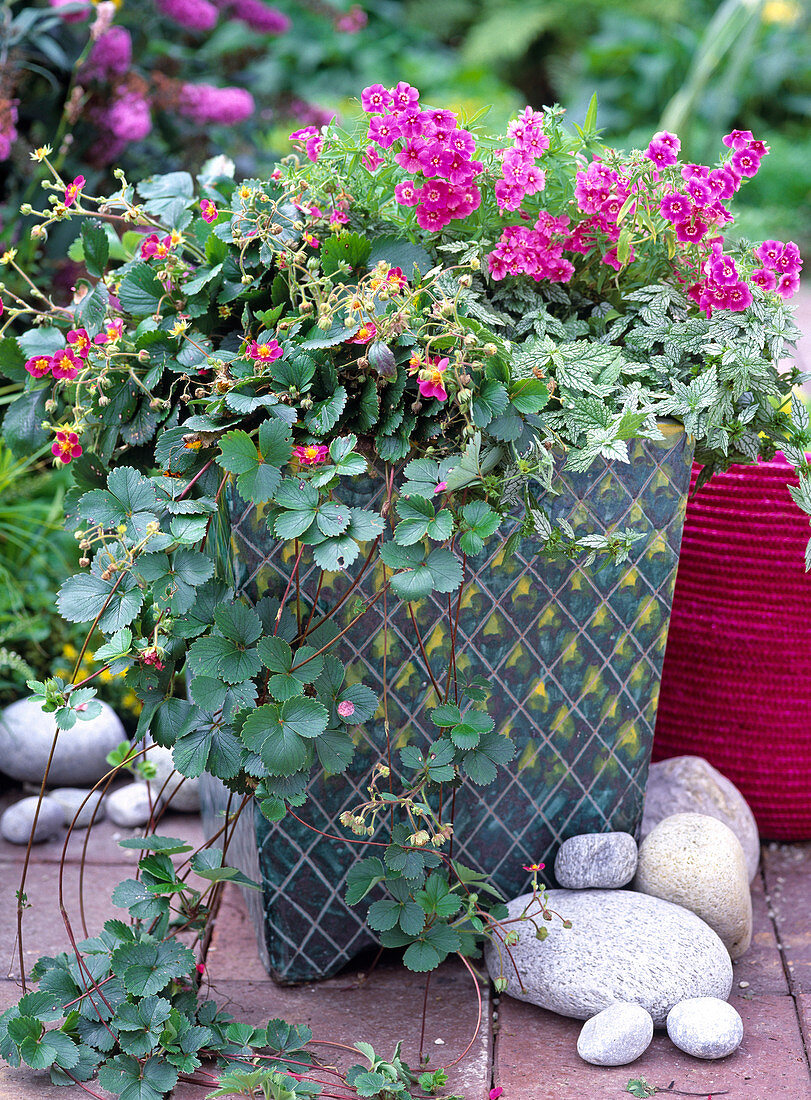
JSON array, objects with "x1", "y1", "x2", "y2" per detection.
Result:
[
  {"x1": 0, "y1": 791, "x2": 205, "y2": 866},
  {"x1": 732, "y1": 869, "x2": 788, "y2": 995},
  {"x1": 201, "y1": 966, "x2": 490, "y2": 1100},
  {"x1": 494, "y1": 993, "x2": 811, "y2": 1099},
  {"x1": 762, "y1": 841, "x2": 811, "y2": 994},
  {"x1": 0, "y1": 860, "x2": 123, "y2": 980},
  {"x1": 204, "y1": 884, "x2": 491, "y2": 1098}
]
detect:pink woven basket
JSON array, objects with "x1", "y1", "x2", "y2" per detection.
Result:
[{"x1": 653, "y1": 455, "x2": 811, "y2": 840}]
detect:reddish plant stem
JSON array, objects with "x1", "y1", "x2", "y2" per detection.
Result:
[
  {"x1": 274, "y1": 540, "x2": 306, "y2": 636},
  {"x1": 407, "y1": 603, "x2": 443, "y2": 700},
  {"x1": 418, "y1": 970, "x2": 432, "y2": 1064},
  {"x1": 440, "y1": 953, "x2": 482, "y2": 1070},
  {"x1": 298, "y1": 535, "x2": 382, "y2": 642},
  {"x1": 285, "y1": 808, "x2": 387, "y2": 848},
  {"x1": 176, "y1": 458, "x2": 215, "y2": 500},
  {"x1": 291, "y1": 586, "x2": 389, "y2": 670}
]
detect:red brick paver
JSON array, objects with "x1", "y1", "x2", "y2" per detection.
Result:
[{"x1": 2, "y1": 820, "x2": 811, "y2": 1099}]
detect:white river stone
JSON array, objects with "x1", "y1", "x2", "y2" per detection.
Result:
[
  {"x1": 484, "y1": 888, "x2": 732, "y2": 1025},
  {"x1": 577, "y1": 1002, "x2": 654, "y2": 1066},
  {"x1": 49, "y1": 788, "x2": 106, "y2": 829},
  {"x1": 0, "y1": 697, "x2": 126, "y2": 786},
  {"x1": 635, "y1": 813, "x2": 752, "y2": 960},
  {"x1": 1, "y1": 796, "x2": 64, "y2": 845},
  {"x1": 666, "y1": 997, "x2": 743, "y2": 1059},
  {"x1": 555, "y1": 831, "x2": 638, "y2": 889},
  {"x1": 642, "y1": 756, "x2": 760, "y2": 882}
]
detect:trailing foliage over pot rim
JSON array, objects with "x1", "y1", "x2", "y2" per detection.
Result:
[{"x1": 0, "y1": 84, "x2": 807, "y2": 1097}]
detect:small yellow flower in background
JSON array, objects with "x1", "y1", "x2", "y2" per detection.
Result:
[
  {"x1": 1, "y1": 249, "x2": 17, "y2": 265},
  {"x1": 763, "y1": 0, "x2": 801, "y2": 22},
  {"x1": 30, "y1": 146, "x2": 52, "y2": 162},
  {"x1": 169, "y1": 229, "x2": 184, "y2": 248},
  {"x1": 170, "y1": 318, "x2": 189, "y2": 337},
  {"x1": 63, "y1": 643, "x2": 78, "y2": 660}
]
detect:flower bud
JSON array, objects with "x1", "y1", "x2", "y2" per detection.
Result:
[
  {"x1": 469, "y1": 256, "x2": 481, "y2": 270},
  {"x1": 459, "y1": 274, "x2": 472, "y2": 288},
  {"x1": 494, "y1": 976, "x2": 508, "y2": 993},
  {"x1": 137, "y1": 349, "x2": 150, "y2": 362}
]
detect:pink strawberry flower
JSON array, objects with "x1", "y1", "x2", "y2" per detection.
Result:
[
  {"x1": 416, "y1": 357, "x2": 449, "y2": 402},
  {"x1": 246, "y1": 338, "x2": 283, "y2": 363},
  {"x1": 67, "y1": 327, "x2": 92, "y2": 358},
  {"x1": 200, "y1": 199, "x2": 218, "y2": 223},
  {"x1": 51, "y1": 429, "x2": 82, "y2": 464},
  {"x1": 64, "y1": 175, "x2": 85, "y2": 207},
  {"x1": 350, "y1": 321, "x2": 377, "y2": 344},
  {"x1": 94, "y1": 318, "x2": 124, "y2": 345},
  {"x1": 140, "y1": 233, "x2": 173, "y2": 260},
  {"x1": 50, "y1": 348, "x2": 82, "y2": 380},
  {"x1": 294, "y1": 444, "x2": 329, "y2": 466},
  {"x1": 25, "y1": 355, "x2": 53, "y2": 379}
]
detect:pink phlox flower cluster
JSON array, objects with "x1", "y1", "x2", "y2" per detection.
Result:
[
  {"x1": 753, "y1": 239, "x2": 802, "y2": 299},
  {"x1": 0, "y1": 100, "x2": 19, "y2": 161},
  {"x1": 361, "y1": 83, "x2": 483, "y2": 230},
  {"x1": 687, "y1": 239, "x2": 753, "y2": 315},
  {"x1": 488, "y1": 214, "x2": 574, "y2": 284},
  {"x1": 571, "y1": 158, "x2": 641, "y2": 269},
  {"x1": 81, "y1": 26, "x2": 132, "y2": 81},
  {"x1": 645, "y1": 130, "x2": 681, "y2": 169},
  {"x1": 227, "y1": 0, "x2": 290, "y2": 33},
  {"x1": 155, "y1": 0, "x2": 219, "y2": 31},
  {"x1": 290, "y1": 125, "x2": 323, "y2": 162},
  {"x1": 495, "y1": 106, "x2": 549, "y2": 211},
  {"x1": 179, "y1": 83, "x2": 255, "y2": 125}
]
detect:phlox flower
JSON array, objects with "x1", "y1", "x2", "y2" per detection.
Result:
[
  {"x1": 50, "y1": 348, "x2": 82, "y2": 380},
  {"x1": 367, "y1": 114, "x2": 401, "y2": 149},
  {"x1": 751, "y1": 267, "x2": 777, "y2": 291},
  {"x1": 246, "y1": 338, "x2": 283, "y2": 362},
  {"x1": 294, "y1": 444, "x2": 329, "y2": 465},
  {"x1": 25, "y1": 355, "x2": 52, "y2": 379},
  {"x1": 722, "y1": 129, "x2": 754, "y2": 151},
  {"x1": 391, "y1": 81, "x2": 420, "y2": 112},
  {"x1": 200, "y1": 199, "x2": 218, "y2": 223},
  {"x1": 776, "y1": 272, "x2": 800, "y2": 299},
  {"x1": 362, "y1": 145, "x2": 383, "y2": 172},
  {"x1": 731, "y1": 148, "x2": 761, "y2": 178},
  {"x1": 361, "y1": 84, "x2": 393, "y2": 114},
  {"x1": 67, "y1": 327, "x2": 92, "y2": 358},
  {"x1": 52, "y1": 429, "x2": 82, "y2": 464},
  {"x1": 645, "y1": 130, "x2": 680, "y2": 168},
  {"x1": 64, "y1": 175, "x2": 85, "y2": 208}
]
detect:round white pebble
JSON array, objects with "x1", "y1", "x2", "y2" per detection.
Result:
[
  {"x1": 577, "y1": 1002, "x2": 654, "y2": 1066},
  {"x1": 666, "y1": 997, "x2": 743, "y2": 1059}
]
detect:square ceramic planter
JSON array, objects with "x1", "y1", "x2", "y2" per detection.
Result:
[{"x1": 202, "y1": 423, "x2": 694, "y2": 982}]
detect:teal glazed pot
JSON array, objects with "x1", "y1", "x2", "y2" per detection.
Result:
[{"x1": 201, "y1": 423, "x2": 694, "y2": 983}]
